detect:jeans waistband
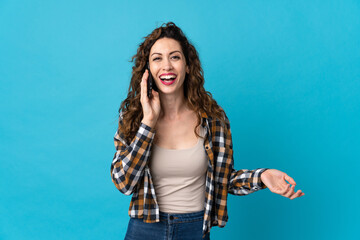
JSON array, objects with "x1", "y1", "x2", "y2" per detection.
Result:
[{"x1": 159, "y1": 210, "x2": 205, "y2": 222}]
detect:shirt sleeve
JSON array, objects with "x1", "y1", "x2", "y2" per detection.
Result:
[
  {"x1": 222, "y1": 112, "x2": 269, "y2": 195},
  {"x1": 110, "y1": 113, "x2": 155, "y2": 195},
  {"x1": 228, "y1": 168, "x2": 268, "y2": 195}
]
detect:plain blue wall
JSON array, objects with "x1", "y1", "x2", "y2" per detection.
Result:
[{"x1": 1, "y1": 0, "x2": 359, "y2": 239}]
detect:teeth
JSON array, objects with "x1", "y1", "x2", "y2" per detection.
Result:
[{"x1": 160, "y1": 75, "x2": 176, "y2": 80}]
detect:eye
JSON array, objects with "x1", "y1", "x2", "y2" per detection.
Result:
[{"x1": 153, "y1": 56, "x2": 180, "y2": 61}]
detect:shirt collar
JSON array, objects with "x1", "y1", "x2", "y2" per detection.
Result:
[{"x1": 199, "y1": 109, "x2": 210, "y2": 127}]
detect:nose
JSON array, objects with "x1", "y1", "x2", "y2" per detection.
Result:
[{"x1": 162, "y1": 58, "x2": 173, "y2": 71}]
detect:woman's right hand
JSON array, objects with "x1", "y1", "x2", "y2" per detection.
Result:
[{"x1": 140, "y1": 69, "x2": 161, "y2": 128}]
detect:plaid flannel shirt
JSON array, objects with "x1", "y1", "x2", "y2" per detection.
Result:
[{"x1": 111, "y1": 109, "x2": 268, "y2": 237}]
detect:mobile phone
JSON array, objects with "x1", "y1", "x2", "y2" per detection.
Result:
[{"x1": 147, "y1": 62, "x2": 158, "y2": 98}]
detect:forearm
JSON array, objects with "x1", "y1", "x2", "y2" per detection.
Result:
[
  {"x1": 228, "y1": 168, "x2": 268, "y2": 195},
  {"x1": 111, "y1": 122, "x2": 155, "y2": 195}
]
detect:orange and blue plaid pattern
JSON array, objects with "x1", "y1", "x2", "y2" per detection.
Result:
[{"x1": 111, "y1": 109, "x2": 268, "y2": 237}]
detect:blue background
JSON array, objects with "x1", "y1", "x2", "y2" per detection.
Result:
[{"x1": 1, "y1": 0, "x2": 359, "y2": 239}]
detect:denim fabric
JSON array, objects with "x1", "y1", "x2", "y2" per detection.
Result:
[{"x1": 124, "y1": 210, "x2": 210, "y2": 240}]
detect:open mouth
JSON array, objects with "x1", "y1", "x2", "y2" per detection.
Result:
[{"x1": 159, "y1": 75, "x2": 177, "y2": 85}]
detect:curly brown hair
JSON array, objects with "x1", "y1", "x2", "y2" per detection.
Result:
[{"x1": 118, "y1": 22, "x2": 226, "y2": 144}]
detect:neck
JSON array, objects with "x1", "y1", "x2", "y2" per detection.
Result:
[{"x1": 158, "y1": 91, "x2": 188, "y2": 121}]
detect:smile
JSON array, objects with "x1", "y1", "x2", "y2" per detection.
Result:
[{"x1": 159, "y1": 76, "x2": 177, "y2": 85}]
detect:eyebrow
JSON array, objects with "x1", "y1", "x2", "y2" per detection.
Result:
[{"x1": 151, "y1": 50, "x2": 181, "y2": 57}]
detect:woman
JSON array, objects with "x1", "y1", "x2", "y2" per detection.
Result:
[{"x1": 111, "y1": 22, "x2": 305, "y2": 240}]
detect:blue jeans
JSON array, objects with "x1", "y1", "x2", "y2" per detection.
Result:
[{"x1": 124, "y1": 210, "x2": 210, "y2": 240}]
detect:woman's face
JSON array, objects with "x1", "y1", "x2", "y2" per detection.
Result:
[{"x1": 149, "y1": 37, "x2": 189, "y2": 96}]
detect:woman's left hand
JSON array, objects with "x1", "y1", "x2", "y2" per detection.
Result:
[{"x1": 260, "y1": 169, "x2": 305, "y2": 200}]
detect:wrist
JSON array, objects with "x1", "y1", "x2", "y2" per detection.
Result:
[
  {"x1": 141, "y1": 118, "x2": 156, "y2": 128},
  {"x1": 260, "y1": 168, "x2": 269, "y2": 186}
]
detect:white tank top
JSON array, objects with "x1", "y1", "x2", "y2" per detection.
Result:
[{"x1": 149, "y1": 124, "x2": 208, "y2": 213}]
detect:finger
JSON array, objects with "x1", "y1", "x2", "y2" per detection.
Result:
[
  {"x1": 284, "y1": 185, "x2": 296, "y2": 198},
  {"x1": 282, "y1": 184, "x2": 294, "y2": 197},
  {"x1": 279, "y1": 184, "x2": 291, "y2": 195},
  {"x1": 140, "y1": 70, "x2": 148, "y2": 101},
  {"x1": 140, "y1": 79, "x2": 145, "y2": 103},
  {"x1": 284, "y1": 174, "x2": 296, "y2": 185},
  {"x1": 290, "y1": 189, "x2": 303, "y2": 200},
  {"x1": 152, "y1": 89, "x2": 159, "y2": 98}
]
